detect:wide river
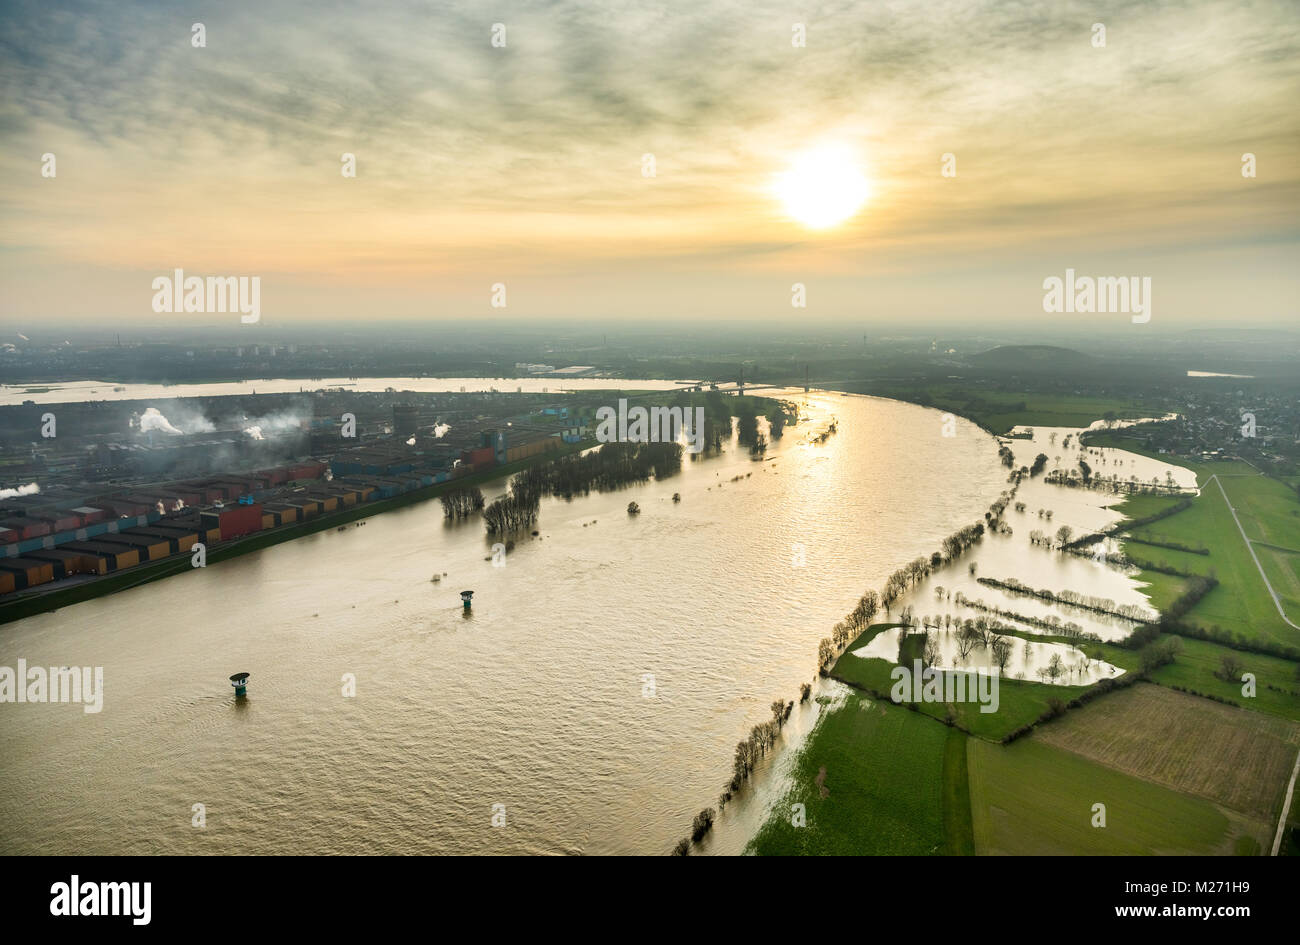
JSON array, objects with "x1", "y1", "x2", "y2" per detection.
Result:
[
  {"x1": 0, "y1": 376, "x2": 689, "y2": 406},
  {"x1": 0, "y1": 390, "x2": 1179, "y2": 854}
]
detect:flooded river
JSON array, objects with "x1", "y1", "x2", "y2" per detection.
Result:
[{"x1": 0, "y1": 392, "x2": 1191, "y2": 854}]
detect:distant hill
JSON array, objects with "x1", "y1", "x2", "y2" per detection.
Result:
[{"x1": 967, "y1": 345, "x2": 1094, "y2": 372}]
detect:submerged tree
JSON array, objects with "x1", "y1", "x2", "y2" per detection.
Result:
[
  {"x1": 441, "y1": 485, "x2": 485, "y2": 519},
  {"x1": 483, "y1": 490, "x2": 540, "y2": 535},
  {"x1": 990, "y1": 635, "x2": 1013, "y2": 672}
]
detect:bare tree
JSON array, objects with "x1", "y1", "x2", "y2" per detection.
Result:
[{"x1": 990, "y1": 635, "x2": 1013, "y2": 672}]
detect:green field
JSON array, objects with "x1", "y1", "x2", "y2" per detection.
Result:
[
  {"x1": 1219, "y1": 472, "x2": 1300, "y2": 551},
  {"x1": 1112, "y1": 465, "x2": 1300, "y2": 649},
  {"x1": 829, "y1": 623, "x2": 1103, "y2": 741},
  {"x1": 967, "y1": 736, "x2": 1245, "y2": 854},
  {"x1": 969, "y1": 395, "x2": 1152, "y2": 436},
  {"x1": 747, "y1": 691, "x2": 958, "y2": 855},
  {"x1": 1144, "y1": 636, "x2": 1300, "y2": 723},
  {"x1": 1129, "y1": 569, "x2": 1193, "y2": 613},
  {"x1": 840, "y1": 383, "x2": 1153, "y2": 436},
  {"x1": 1108, "y1": 491, "x2": 1186, "y2": 521},
  {"x1": 830, "y1": 646, "x2": 1086, "y2": 741},
  {"x1": 941, "y1": 727, "x2": 976, "y2": 855},
  {"x1": 1260, "y1": 546, "x2": 1300, "y2": 616},
  {"x1": 1079, "y1": 631, "x2": 1300, "y2": 724},
  {"x1": 752, "y1": 672, "x2": 1293, "y2": 856}
]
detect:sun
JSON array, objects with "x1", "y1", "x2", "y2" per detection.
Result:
[{"x1": 772, "y1": 144, "x2": 871, "y2": 229}]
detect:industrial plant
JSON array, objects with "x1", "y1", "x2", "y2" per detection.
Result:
[{"x1": 0, "y1": 388, "x2": 595, "y2": 599}]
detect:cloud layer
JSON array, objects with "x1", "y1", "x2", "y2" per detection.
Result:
[{"x1": 1, "y1": 0, "x2": 1297, "y2": 324}]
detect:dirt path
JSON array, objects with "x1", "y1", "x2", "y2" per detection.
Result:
[
  {"x1": 1207, "y1": 474, "x2": 1300, "y2": 632},
  {"x1": 1273, "y1": 746, "x2": 1300, "y2": 856}
]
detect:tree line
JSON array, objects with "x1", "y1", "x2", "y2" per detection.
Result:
[{"x1": 513, "y1": 440, "x2": 684, "y2": 500}]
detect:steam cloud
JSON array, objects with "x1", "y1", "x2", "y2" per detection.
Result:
[
  {"x1": 136, "y1": 407, "x2": 186, "y2": 435},
  {"x1": 133, "y1": 403, "x2": 311, "y2": 439}
]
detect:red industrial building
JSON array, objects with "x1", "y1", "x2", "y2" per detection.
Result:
[{"x1": 200, "y1": 503, "x2": 264, "y2": 540}]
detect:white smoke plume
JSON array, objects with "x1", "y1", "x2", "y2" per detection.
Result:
[
  {"x1": 132, "y1": 403, "x2": 311, "y2": 439},
  {"x1": 240, "y1": 408, "x2": 308, "y2": 433},
  {"x1": 0, "y1": 482, "x2": 40, "y2": 499},
  {"x1": 136, "y1": 407, "x2": 185, "y2": 435}
]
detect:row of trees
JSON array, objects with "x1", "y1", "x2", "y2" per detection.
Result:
[
  {"x1": 1045, "y1": 468, "x2": 1184, "y2": 495},
  {"x1": 818, "y1": 590, "x2": 881, "y2": 671},
  {"x1": 938, "y1": 521, "x2": 987, "y2": 566},
  {"x1": 678, "y1": 699, "x2": 795, "y2": 853},
  {"x1": 1027, "y1": 525, "x2": 1077, "y2": 548},
  {"x1": 952, "y1": 590, "x2": 1094, "y2": 640},
  {"x1": 727, "y1": 699, "x2": 793, "y2": 797},
  {"x1": 976, "y1": 575, "x2": 1156, "y2": 623},
  {"x1": 514, "y1": 440, "x2": 684, "y2": 500}
]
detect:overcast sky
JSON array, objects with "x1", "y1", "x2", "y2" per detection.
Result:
[{"x1": 1, "y1": 0, "x2": 1297, "y2": 328}]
